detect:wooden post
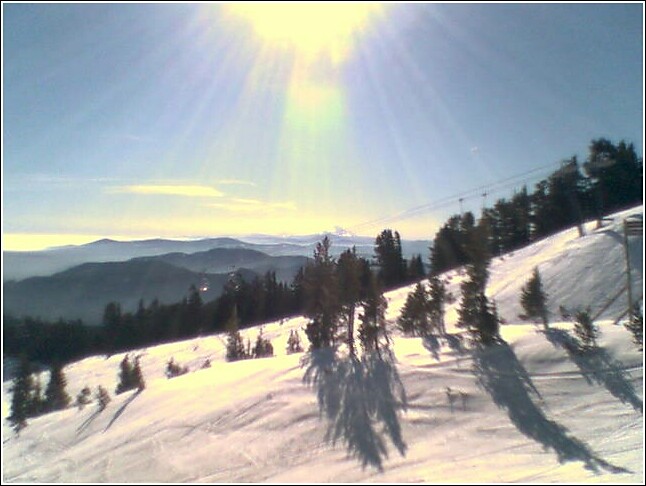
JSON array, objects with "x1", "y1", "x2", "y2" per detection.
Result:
[{"x1": 623, "y1": 218, "x2": 643, "y2": 322}]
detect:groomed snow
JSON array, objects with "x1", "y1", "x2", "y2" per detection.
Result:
[{"x1": 2, "y1": 206, "x2": 643, "y2": 483}]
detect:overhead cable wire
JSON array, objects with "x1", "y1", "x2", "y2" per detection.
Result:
[{"x1": 349, "y1": 160, "x2": 563, "y2": 232}]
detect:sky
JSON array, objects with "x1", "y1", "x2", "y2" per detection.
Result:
[{"x1": 2, "y1": 2, "x2": 644, "y2": 250}]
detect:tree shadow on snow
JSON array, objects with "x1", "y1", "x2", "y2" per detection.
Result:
[
  {"x1": 544, "y1": 328, "x2": 643, "y2": 413},
  {"x1": 472, "y1": 341, "x2": 630, "y2": 474},
  {"x1": 422, "y1": 335, "x2": 441, "y2": 361},
  {"x1": 301, "y1": 348, "x2": 408, "y2": 472},
  {"x1": 76, "y1": 409, "x2": 102, "y2": 435},
  {"x1": 104, "y1": 389, "x2": 143, "y2": 432}
]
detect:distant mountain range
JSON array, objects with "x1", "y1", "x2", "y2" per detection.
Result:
[
  {"x1": 3, "y1": 234, "x2": 431, "y2": 282},
  {"x1": 3, "y1": 249, "x2": 309, "y2": 325},
  {"x1": 2, "y1": 234, "x2": 430, "y2": 325}
]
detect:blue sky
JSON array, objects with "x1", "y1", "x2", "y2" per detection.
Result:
[{"x1": 2, "y1": 3, "x2": 643, "y2": 250}]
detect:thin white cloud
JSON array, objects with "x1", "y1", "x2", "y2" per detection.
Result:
[
  {"x1": 206, "y1": 198, "x2": 296, "y2": 213},
  {"x1": 109, "y1": 184, "x2": 225, "y2": 198},
  {"x1": 215, "y1": 179, "x2": 257, "y2": 187}
]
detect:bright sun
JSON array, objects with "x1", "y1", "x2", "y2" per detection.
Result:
[{"x1": 226, "y1": 2, "x2": 381, "y2": 63}]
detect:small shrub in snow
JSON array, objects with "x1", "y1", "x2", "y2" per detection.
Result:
[
  {"x1": 226, "y1": 331, "x2": 248, "y2": 361},
  {"x1": 572, "y1": 308, "x2": 598, "y2": 351},
  {"x1": 76, "y1": 386, "x2": 92, "y2": 410},
  {"x1": 115, "y1": 354, "x2": 146, "y2": 394},
  {"x1": 625, "y1": 303, "x2": 643, "y2": 351},
  {"x1": 252, "y1": 328, "x2": 274, "y2": 358},
  {"x1": 286, "y1": 330, "x2": 303, "y2": 354},
  {"x1": 165, "y1": 358, "x2": 189, "y2": 378},
  {"x1": 96, "y1": 386, "x2": 111, "y2": 411}
]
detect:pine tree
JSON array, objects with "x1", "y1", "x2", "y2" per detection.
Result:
[
  {"x1": 457, "y1": 222, "x2": 500, "y2": 345},
  {"x1": 428, "y1": 274, "x2": 447, "y2": 335},
  {"x1": 9, "y1": 357, "x2": 35, "y2": 432},
  {"x1": 115, "y1": 355, "x2": 135, "y2": 394},
  {"x1": 304, "y1": 237, "x2": 340, "y2": 350},
  {"x1": 625, "y1": 303, "x2": 643, "y2": 351},
  {"x1": 115, "y1": 354, "x2": 144, "y2": 394},
  {"x1": 225, "y1": 306, "x2": 247, "y2": 361},
  {"x1": 252, "y1": 328, "x2": 274, "y2": 358},
  {"x1": 286, "y1": 329, "x2": 304, "y2": 354},
  {"x1": 572, "y1": 308, "x2": 597, "y2": 351},
  {"x1": 397, "y1": 283, "x2": 430, "y2": 336},
  {"x1": 520, "y1": 267, "x2": 549, "y2": 328},
  {"x1": 375, "y1": 229, "x2": 407, "y2": 288},
  {"x1": 103, "y1": 301, "x2": 122, "y2": 354},
  {"x1": 185, "y1": 284, "x2": 203, "y2": 335},
  {"x1": 359, "y1": 273, "x2": 390, "y2": 355},
  {"x1": 96, "y1": 386, "x2": 111, "y2": 411},
  {"x1": 407, "y1": 254, "x2": 426, "y2": 282},
  {"x1": 44, "y1": 362, "x2": 71, "y2": 412},
  {"x1": 337, "y1": 247, "x2": 361, "y2": 356},
  {"x1": 132, "y1": 356, "x2": 146, "y2": 391}
]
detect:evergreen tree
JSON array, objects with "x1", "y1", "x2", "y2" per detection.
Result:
[
  {"x1": 115, "y1": 355, "x2": 133, "y2": 394},
  {"x1": 304, "y1": 237, "x2": 340, "y2": 350},
  {"x1": 407, "y1": 255, "x2": 426, "y2": 282},
  {"x1": 115, "y1": 354, "x2": 144, "y2": 394},
  {"x1": 291, "y1": 267, "x2": 306, "y2": 313},
  {"x1": 9, "y1": 357, "x2": 36, "y2": 432},
  {"x1": 286, "y1": 329, "x2": 304, "y2": 354},
  {"x1": 397, "y1": 283, "x2": 430, "y2": 336},
  {"x1": 252, "y1": 328, "x2": 274, "y2": 358},
  {"x1": 225, "y1": 306, "x2": 247, "y2": 361},
  {"x1": 96, "y1": 385, "x2": 111, "y2": 411},
  {"x1": 584, "y1": 138, "x2": 643, "y2": 219},
  {"x1": 457, "y1": 222, "x2": 500, "y2": 345},
  {"x1": 185, "y1": 284, "x2": 203, "y2": 336},
  {"x1": 358, "y1": 273, "x2": 390, "y2": 355},
  {"x1": 375, "y1": 229, "x2": 407, "y2": 288},
  {"x1": 519, "y1": 267, "x2": 549, "y2": 328},
  {"x1": 625, "y1": 303, "x2": 643, "y2": 351},
  {"x1": 430, "y1": 212, "x2": 476, "y2": 275},
  {"x1": 44, "y1": 362, "x2": 71, "y2": 412},
  {"x1": 428, "y1": 274, "x2": 447, "y2": 335},
  {"x1": 132, "y1": 356, "x2": 146, "y2": 391},
  {"x1": 102, "y1": 301, "x2": 122, "y2": 354},
  {"x1": 573, "y1": 309, "x2": 597, "y2": 351},
  {"x1": 336, "y1": 247, "x2": 361, "y2": 356}
]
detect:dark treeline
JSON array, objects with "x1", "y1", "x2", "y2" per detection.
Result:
[
  {"x1": 3, "y1": 271, "x2": 303, "y2": 365},
  {"x1": 3, "y1": 232, "x2": 424, "y2": 365},
  {"x1": 431, "y1": 138, "x2": 642, "y2": 274}
]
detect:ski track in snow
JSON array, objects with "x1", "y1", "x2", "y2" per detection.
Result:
[{"x1": 2, "y1": 206, "x2": 644, "y2": 483}]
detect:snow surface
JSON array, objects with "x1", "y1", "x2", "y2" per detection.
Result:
[{"x1": 2, "y1": 206, "x2": 644, "y2": 483}]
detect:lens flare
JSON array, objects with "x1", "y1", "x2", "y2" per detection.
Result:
[{"x1": 226, "y1": 2, "x2": 381, "y2": 63}]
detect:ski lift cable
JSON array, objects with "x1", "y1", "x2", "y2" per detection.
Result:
[
  {"x1": 350, "y1": 162, "x2": 560, "y2": 232},
  {"x1": 351, "y1": 160, "x2": 563, "y2": 231}
]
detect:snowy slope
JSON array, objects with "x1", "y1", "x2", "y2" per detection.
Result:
[{"x1": 2, "y1": 206, "x2": 643, "y2": 483}]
